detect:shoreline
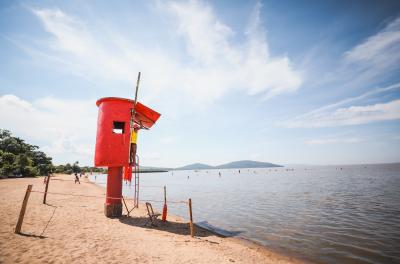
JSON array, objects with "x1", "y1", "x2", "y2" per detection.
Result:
[
  {"x1": 88, "y1": 174, "x2": 313, "y2": 263},
  {"x1": 89, "y1": 175, "x2": 313, "y2": 264},
  {"x1": 0, "y1": 174, "x2": 305, "y2": 263}
]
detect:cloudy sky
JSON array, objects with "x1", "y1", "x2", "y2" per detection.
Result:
[{"x1": 1, "y1": 0, "x2": 400, "y2": 167}]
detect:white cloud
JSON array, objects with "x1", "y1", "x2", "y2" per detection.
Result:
[
  {"x1": 27, "y1": 1, "x2": 301, "y2": 107},
  {"x1": 281, "y1": 17, "x2": 400, "y2": 130},
  {"x1": 281, "y1": 82, "x2": 400, "y2": 128},
  {"x1": 33, "y1": 9, "x2": 92, "y2": 55},
  {"x1": 159, "y1": 136, "x2": 175, "y2": 144},
  {"x1": 338, "y1": 16, "x2": 400, "y2": 89},
  {"x1": 283, "y1": 99, "x2": 400, "y2": 128},
  {"x1": 166, "y1": 0, "x2": 236, "y2": 65},
  {"x1": 165, "y1": 0, "x2": 302, "y2": 100},
  {"x1": 303, "y1": 16, "x2": 400, "y2": 101},
  {"x1": 31, "y1": 8, "x2": 144, "y2": 84},
  {"x1": 306, "y1": 137, "x2": 363, "y2": 145},
  {"x1": 0, "y1": 94, "x2": 97, "y2": 165},
  {"x1": 344, "y1": 17, "x2": 400, "y2": 65}
]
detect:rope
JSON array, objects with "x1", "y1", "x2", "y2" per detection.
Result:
[
  {"x1": 31, "y1": 190, "x2": 125, "y2": 200},
  {"x1": 141, "y1": 199, "x2": 188, "y2": 204},
  {"x1": 96, "y1": 182, "x2": 164, "y2": 189},
  {"x1": 30, "y1": 190, "x2": 188, "y2": 204},
  {"x1": 39, "y1": 205, "x2": 57, "y2": 237},
  {"x1": 50, "y1": 179, "x2": 90, "y2": 183}
]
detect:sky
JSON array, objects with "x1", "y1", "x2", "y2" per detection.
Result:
[{"x1": 0, "y1": 0, "x2": 400, "y2": 167}]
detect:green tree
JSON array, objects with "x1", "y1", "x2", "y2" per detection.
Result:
[
  {"x1": 72, "y1": 161, "x2": 81, "y2": 173},
  {"x1": 14, "y1": 153, "x2": 35, "y2": 176},
  {"x1": 64, "y1": 163, "x2": 73, "y2": 174},
  {"x1": 0, "y1": 129, "x2": 53, "y2": 177},
  {"x1": 31, "y1": 151, "x2": 52, "y2": 175}
]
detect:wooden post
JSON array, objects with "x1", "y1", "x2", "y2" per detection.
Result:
[
  {"x1": 15, "y1": 185, "x2": 33, "y2": 234},
  {"x1": 43, "y1": 175, "x2": 50, "y2": 204},
  {"x1": 188, "y1": 198, "x2": 194, "y2": 237}
]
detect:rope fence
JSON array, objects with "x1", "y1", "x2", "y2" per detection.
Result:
[
  {"x1": 44, "y1": 178, "x2": 166, "y2": 190},
  {"x1": 30, "y1": 190, "x2": 188, "y2": 204},
  {"x1": 15, "y1": 182, "x2": 195, "y2": 237}
]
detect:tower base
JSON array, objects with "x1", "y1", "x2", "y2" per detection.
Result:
[{"x1": 104, "y1": 203, "x2": 122, "y2": 218}]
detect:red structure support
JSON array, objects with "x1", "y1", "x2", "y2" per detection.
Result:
[{"x1": 105, "y1": 167, "x2": 123, "y2": 217}]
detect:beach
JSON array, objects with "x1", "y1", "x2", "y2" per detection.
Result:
[{"x1": 0, "y1": 174, "x2": 303, "y2": 264}]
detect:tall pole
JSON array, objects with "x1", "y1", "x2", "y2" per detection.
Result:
[
  {"x1": 134, "y1": 72, "x2": 141, "y2": 107},
  {"x1": 131, "y1": 72, "x2": 141, "y2": 132},
  {"x1": 129, "y1": 72, "x2": 140, "y2": 166},
  {"x1": 129, "y1": 72, "x2": 141, "y2": 208}
]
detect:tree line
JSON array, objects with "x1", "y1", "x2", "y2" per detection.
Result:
[
  {"x1": 53, "y1": 161, "x2": 107, "y2": 175},
  {"x1": 0, "y1": 129, "x2": 106, "y2": 178}
]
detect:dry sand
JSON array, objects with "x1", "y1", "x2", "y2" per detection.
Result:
[{"x1": 0, "y1": 174, "x2": 304, "y2": 264}]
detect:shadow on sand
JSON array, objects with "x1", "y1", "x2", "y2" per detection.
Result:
[
  {"x1": 119, "y1": 216, "x2": 243, "y2": 238},
  {"x1": 16, "y1": 232, "x2": 47, "y2": 239}
]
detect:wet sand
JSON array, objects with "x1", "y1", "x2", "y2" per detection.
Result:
[{"x1": 0, "y1": 174, "x2": 304, "y2": 263}]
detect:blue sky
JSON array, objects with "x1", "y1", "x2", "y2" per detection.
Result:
[{"x1": 1, "y1": 0, "x2": 399, "y2": 167}]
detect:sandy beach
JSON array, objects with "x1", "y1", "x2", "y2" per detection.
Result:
[{"x1": 0, "y1": 174, "x2": 304, "y2": 264}]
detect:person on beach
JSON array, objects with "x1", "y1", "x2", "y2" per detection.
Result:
[{"x1": 74, "y1": 173, "x2": 80, "y2": 184}]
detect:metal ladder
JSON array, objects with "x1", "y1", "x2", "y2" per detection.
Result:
[{"x1": 133, "y1": 154, "x2": 140, "y2": 208}]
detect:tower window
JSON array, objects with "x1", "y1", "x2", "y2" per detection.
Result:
[{"x1": 113, "y1": 121, "x2": 125, "y2": 134}]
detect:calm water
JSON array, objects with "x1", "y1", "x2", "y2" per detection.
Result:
[{"x1": 90, "y1": 164, "x2": 400, "y2": 264}]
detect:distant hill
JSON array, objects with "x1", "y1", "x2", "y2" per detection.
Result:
[
  {"x1": 215, "y1": 160, "x2": 282, "y2": 169},
  {"x1": 175, "y1": 160, "x2": 282, "y2": 170},
  {"x1": 175, "y1": 163, "x2": 214, "y2": 170}
]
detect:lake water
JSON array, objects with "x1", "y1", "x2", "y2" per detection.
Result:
[{"x1": 89, "y1": 163, "x2": 400, "y2": 264}]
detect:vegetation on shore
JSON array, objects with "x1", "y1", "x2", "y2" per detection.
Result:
[
  {"x1": 53, "y1": 161, "x2": 107, "y2": 175},
  {"x1": 0, "y1": 129, "x2": 53, "y2": 177},
  {"x1": 0, "y1": 129, "x2": 106, "y2": 178}
]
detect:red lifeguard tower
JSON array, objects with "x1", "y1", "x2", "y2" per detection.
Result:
[{"x1": 94, "y1": 94, "x2": 160, "y2": 217}]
